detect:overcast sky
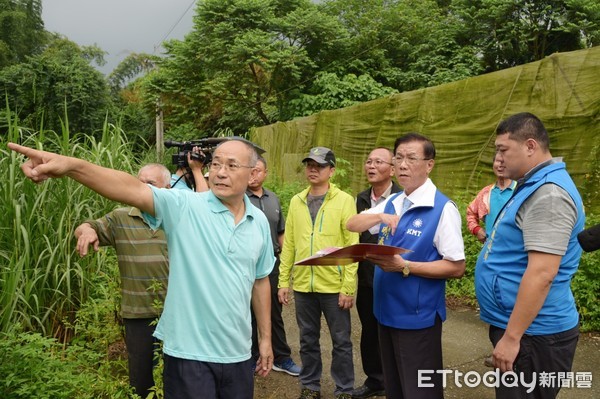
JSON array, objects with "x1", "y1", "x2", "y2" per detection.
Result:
[{"x1": 42, "y1": 0, "x2": 196, "y2": 74}]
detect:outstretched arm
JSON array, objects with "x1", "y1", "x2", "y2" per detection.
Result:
[
  {"x1": 8, "y1": 143, "x2": 155, "y2": 215},
  {"x1": 346, "y1": 212, "x2": 400, "y2": 235}
]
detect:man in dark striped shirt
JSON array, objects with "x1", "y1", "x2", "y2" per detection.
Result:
[{"x1": 74, "y1": 163, "x2": 172, "y2": 398}]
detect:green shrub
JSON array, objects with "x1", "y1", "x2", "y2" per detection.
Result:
[
  {"x1": 0, "y1": 120, "x2": 142, "y2": 338},
  {"x1": 0, "y1": 330, "x2": 133, "y2": 399}
]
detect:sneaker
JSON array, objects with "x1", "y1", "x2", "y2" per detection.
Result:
[
  {"x1": 298, "y1": 388, "x2": 321, "y2": 399},
  {"x1": 273, "y1": 358, "x2": 301, "y2": 376}
]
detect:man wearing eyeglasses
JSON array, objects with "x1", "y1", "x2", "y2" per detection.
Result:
[
  {"x1": 278, "y1": 147, "x2": 359, "y2": 399},
  {"x1": 347, "y1": 133, "x2": 465, "y2": 399},
  {"x1": 8, "y1": 138, "x2": 275, "y2": 399},
  {"x1": 351, "y1": 148, "x2": 400, "y2": 399}
]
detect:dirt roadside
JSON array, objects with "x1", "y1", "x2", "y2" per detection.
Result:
[{"x1": 253, "y1": 298, "x2": 600, "y2": 399}]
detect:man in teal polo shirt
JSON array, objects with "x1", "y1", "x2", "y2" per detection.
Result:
[{"x1": 8, "y1": 138, "x2": 275, "y2": 399}]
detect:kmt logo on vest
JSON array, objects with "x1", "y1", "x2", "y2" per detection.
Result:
[{"x1": 406, "y1": 218, "x2": 424, "y2": 237}]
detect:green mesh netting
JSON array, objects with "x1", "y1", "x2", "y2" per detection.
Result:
[{"x1": 251, "y1": 47, "x2": 600, "y2": 212}]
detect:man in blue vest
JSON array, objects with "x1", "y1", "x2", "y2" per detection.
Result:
[
  {"x1": 475, "y1": 112, "x2": 585, "y2": 399},
  {"x1": 347, "y1": 133, "x2": 466, "y2": 399}
]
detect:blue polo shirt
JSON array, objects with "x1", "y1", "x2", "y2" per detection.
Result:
[
  {"x1": 146, "y1": 187, "x2": 274, "y2": 362},
  {"x1": 486, "y1": 182, "x2": 516, "y2": 234},
  {"x1": 170, "y1": 173, "x2": 193, "y2": 191}
]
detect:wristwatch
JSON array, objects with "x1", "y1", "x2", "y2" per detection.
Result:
[{"x1": 402, "y1": 259, "x2": 411, "y2": 277}]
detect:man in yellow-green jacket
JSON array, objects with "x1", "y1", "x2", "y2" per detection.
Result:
[{"x1": 278, "y1": 147, "x2": 359, "y2": 399}]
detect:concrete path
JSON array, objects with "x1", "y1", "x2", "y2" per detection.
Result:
[
  {"x1": 442, "y1": 306, "x2": 599, "y2": 399},
  {"x1": 254, "y1": 303, "x2": 599, "y2": 398}
]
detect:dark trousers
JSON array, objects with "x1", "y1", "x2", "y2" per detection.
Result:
[
  {"x1": 295, "y1": 291, "x2": 354, "y2": 395},
  {"x1": 123, "y1": 318, "x2": 158, "y2": 398},
  {"x1": 378, "y1": 316, "x2": 444, "y2": 399},
  {"x1": 163, "y1": 354, "x2": 254, "y2": 399},
  {"x1": 489, "y1": 324, "x2": 579, "y2": 399},
  {"x1": 355, "y1": 284, "x2": 385, "y2": 390},
  {"x1": 251, "y1": 262, "x2": 292, "y2": 363}
]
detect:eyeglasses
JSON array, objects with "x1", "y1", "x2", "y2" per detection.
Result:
[
  {"x1": 392, "y1": 155, "x2": 431, "y2": 165},
  {"x1": 365, "y1": 158, "x2": 393, "y2": 167},
  {"x1": 209, "y1": 161, "x2": 254, "y2": 172}
]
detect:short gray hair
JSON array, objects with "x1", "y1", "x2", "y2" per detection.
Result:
[
  {"x1": 216, "y1": 138, "x2": 259, "y2": 167},
  {"x1": 138, "y1": 163, "x2": 171, "y2": 187}
]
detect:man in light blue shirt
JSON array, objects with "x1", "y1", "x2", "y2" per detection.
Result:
[{"x1": 9, "y1": 138, "x2": 275, "y2": 399}]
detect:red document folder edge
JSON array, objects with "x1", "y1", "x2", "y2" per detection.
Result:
[{"x1": 294, "y1": 243, "x2": 411, "y2": 266}]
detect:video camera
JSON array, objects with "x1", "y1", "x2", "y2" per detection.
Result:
[
  {"x1": 164, "y1": 138, "x2": 228, "y2": 168},
  {"x1": 164, "y1": 137, "x2": 266, "y2": 190},
  {"x1": 164, "y1": 137, "x2": 266, "y2": 168}
]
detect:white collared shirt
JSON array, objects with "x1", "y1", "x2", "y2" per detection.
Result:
[{"x1": 362, "y1": 178, "x2": 465, "y2": 261}]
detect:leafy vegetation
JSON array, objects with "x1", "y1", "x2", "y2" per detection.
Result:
[
  {"x1": 0, "y1": 118, "x2": 141, "y2": 338},
  {"x1": 0, "y1": 0, "x2": 47, "y2": 68},
  {"x1": 0, "y1": 37, "x2": 111, "y2": 136},
  {"x1": 1, "y1": 1, "x2": 599, "y2": 395},
  {"x1": 0, "y1": 261, "x2": 135, "y2": 399},
  {"x1": 0, "y1": 330, "x2": 133, "y2": 399}
]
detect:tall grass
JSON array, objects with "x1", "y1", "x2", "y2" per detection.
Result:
[{"x1": 0, "y1": 118, "x2": 143, "y2": 340}]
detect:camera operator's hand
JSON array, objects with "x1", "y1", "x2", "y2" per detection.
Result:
[
  {"x1": 189, "y1": 146, "x2": 209, "y2": 193},
  {"x1": 74, "y1": 223, "x2": 100, "y2": 256},
  {"x1": 188, "y1": 146, "x2": 205, "y2": 170}
]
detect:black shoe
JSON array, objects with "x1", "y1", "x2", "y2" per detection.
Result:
[{"x1": 351, "y1": 384, "x2": 385, "y2": 398}]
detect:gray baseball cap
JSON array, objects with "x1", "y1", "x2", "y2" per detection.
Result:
[{"x1": 302, "y1": 147, "x2": 336, "y2": 167}]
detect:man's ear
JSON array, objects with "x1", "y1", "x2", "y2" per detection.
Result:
[
  {"x1": 249, "y1": 167, "x2": 258, "y2": 181},
  {"x1": 426, "y1": 159, "x2": 435, "y2": 174},
  {"x1": 525, "y1": 138, "x2": 538, "y2": 154},
  {"x1": 329, "y1": 167, "x2": 336, "y2": 179}
]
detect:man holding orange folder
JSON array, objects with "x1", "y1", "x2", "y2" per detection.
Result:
[{"x1": 347, "y1": 134, "x2": 465, "y2": 399}]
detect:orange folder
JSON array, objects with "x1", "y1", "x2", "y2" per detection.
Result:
[{"x1": 295, "y1": 243, "x2": 411, "y2": 266}]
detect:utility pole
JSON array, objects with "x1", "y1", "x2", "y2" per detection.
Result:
[{"x1": 156, "y1": 98, "x2": 164, "y2": 158}]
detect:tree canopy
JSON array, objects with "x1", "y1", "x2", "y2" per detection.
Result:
[
  {"x1": 0, "y1": 0, "x2": 46, "y2": 68},
  {"x1": 140, "y1": 0, "x2": 599, "y2": 137},
  {"x1": 0, "y1": 36, "x2": 112, "y2": 135}
]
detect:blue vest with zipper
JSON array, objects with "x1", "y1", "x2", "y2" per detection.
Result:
[
  {"x1": 374, "y1": 190, "x2": 450, "y2": 329},
  {"x1": 475, "y1": 162, "x2": 584, "y2": 335}
]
